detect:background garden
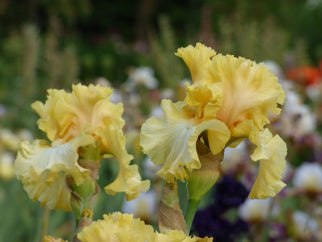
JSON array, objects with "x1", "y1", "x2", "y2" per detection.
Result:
[{"x1": 0, "y1": 0, "x2": 321, "y2": 241}]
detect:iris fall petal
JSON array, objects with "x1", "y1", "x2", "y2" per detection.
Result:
[
  {"x1": 103, "y1": 125, "x2": 150, "y2": 200},
  {"x1": 140, "y1": 99, "x2": 230, "y2": 182},
  {"x1": 15, "y1": 133, "x2": 94, "y2": 210},
  {"x1": 248, "y1": 128, "x2": 287, "y2": 199}
]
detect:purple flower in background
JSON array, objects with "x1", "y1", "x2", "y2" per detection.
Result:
[
  {"x1": 193, "y1": 208, "x2": 248, "y2": 241},
  {"x1": 214, "y1": 175, "x2": 249, "y2": 211},
  {"x1": 192, "y1": 175, "x2": 249, "y2": 241}
]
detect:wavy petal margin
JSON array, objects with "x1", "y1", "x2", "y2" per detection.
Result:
[
  {"x1": 140, "y1": 99, "x2": 230, "y2": 182},
  {"x1": 248, "y1": 129, "x2": 287, "y2": 199},
  {"x1": 212, "y1": 54, "x2": 285, "y2": 131},
  {"x1": 31, "y1": 83, "x2": 114, "y2": 143},
  {"x1": 77, "y1": 212, "x2": 212, "y2": 242},
  {"x1": 176, "y1": 42, "x2": 217, "y2": 84},
  {"x1": 103, "y1": 125, "x2": 150, "y2": 200},
  {"x1": 77, "y1": 212, "x2": 155, "y2": 242},
  {"x1": 15, "y1": 133, "x2": 94, "y2": 210},
  {"x1": 176, "y1": 43, "x2": 285, "y2": 143}
]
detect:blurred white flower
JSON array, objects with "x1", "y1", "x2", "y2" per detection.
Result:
[
  {"x1": 149, "y1": 106, "x2": 164, "y2": 119},
  {"x1": 1, "y1": 128, "x2": 33, "y2": 152},
  {"x1": 110, "y1": 89, "x2": 123, "y2": 104},
  {"x1": 179, "y1": 78, "x2": 192, "y2": 87},
  {"x1": 292, "y1": 162, "x2": 322, "y2": 193},
  {"x1": 0, "y1": 128, "x2": 21, "y2": 151},
  {"x1": 292, "y1": 211, "x2": 319, "y2": 240},
  {"x1": 306, "y1": 0, "x2": 322, "y2": 7},
  {"x1": 161, "y1": 88, "x2": 175, "y2": 100},
  {"x1": 143, "y1": 156, "x2": 161, "y2": 180},
  {"x1": 94, "y1": 77, "x2": 111, "y2": 87},
  {"x1": 280, "y1": 92, "x2": 316, "y2": 137},
  {"x1": 0, "y1": 151, "x2": 15, "y2": 180},
  {"x1": 283, "y1": 89, "x2": 301, "y2": 108},
  {"x1": 127, "y1": 66, "x2": 158, "y2": 89},
  {"x1": 239, "y1": 198, "x2": 277, "y2": 222},
  {"x1": 281, "y1": 160, "x2": 293, "y2": 183},
  {"x1": 263, "y1": 60, "x2": 284, "y2": 80},
  {"x1": 306, "y1": 82, "x2": 322, "y2": 102},
  {"x1": 122, "y1": 190, "x2": 157, "y2": 222},
  {"x1": 0, "y1": 104, "x2": 6, "y2": 117},
  {"x1": 221, "y1": 141, "x2": 247, "y2": 173},
  {"x1": 128, "y1": 93, "x2": 141, "y2": 106},
  {"x1": 16, "y1": 129, "x2": 33, "y2": 141},
  {"x1": 280, "y1": 79, "x2": 296, "y2": 93}
]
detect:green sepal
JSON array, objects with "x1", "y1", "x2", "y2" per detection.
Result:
[
  {"x1": 187, "y1": 141, "x2": 223, "y2": 201},
  {"x1": 78, "y1": 141, "x2": 101, "y2": 162},
  {"x1": 70, "y1": 191, "x2": 82, "y2": 224},
  {"x1": 70, "y1": 179, "x2": 96, "y2": 204}
]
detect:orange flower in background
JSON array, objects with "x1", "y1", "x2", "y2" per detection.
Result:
[{"x1": 286, "y1": 61, "x2": 322, "y2": 86}]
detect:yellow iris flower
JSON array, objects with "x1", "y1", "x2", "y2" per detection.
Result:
[
  {"x1": 15, "y1": 133, "x2": 94, "y2": 210},
  {"x1": 15, "y1": 84, "x2": 149, "y2": 210},
  {"x1": 140, "y1": 43, "x2": 287, "y2": 199},
  {"x1": 77, "y1": 212, "x2": 212, "y2": 242}
]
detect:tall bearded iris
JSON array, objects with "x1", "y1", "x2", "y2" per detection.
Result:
[
  {"x1": 140, "y1": 43, "x2": 287, "y2": 200},
  {"x1": 15, "y1": 84, "x2": 149, "y2": 211}
]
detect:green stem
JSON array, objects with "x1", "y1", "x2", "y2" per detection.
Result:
[
  {"x1": 40, "y1": 206, "x2": 50, "y2": 242},
  {"x1": 185, "y1": 198, "x2": 200, "y2": 234}
]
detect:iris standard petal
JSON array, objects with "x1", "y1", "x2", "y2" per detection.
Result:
[
  {"x1": 176, "y1": 42, "x2": 217, "y2": 84},
  {"x1": 213, "y1": 54, "x2": 285, "y2": 131},
  {"x1": 32, "y1": 84, "x2": 114, "y2": 142}
]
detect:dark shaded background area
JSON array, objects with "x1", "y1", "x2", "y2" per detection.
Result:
[{"x1": 0, "y1": 0, "x2": 321, "y2": 130}]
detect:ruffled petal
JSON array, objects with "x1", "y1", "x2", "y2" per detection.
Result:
[
  {"x1": 23, "y1": 171, "x2": 72, "y2": 210},
  {"x1": 175, "y1": 43, "x2": 217, "y2": 83},
  {"x1": 176, "y1": 44, "x2": 285, "y2": 142},
  {"x1": 212, "y1": 54, "x2": 285, "y2": 131},
  {"x1": 103, "y1": 125, "x2": 150, "y2": 200},
  {"x1": 140, "y1": 99, "x2": 230, "y2": 182},
  {"x1": 184, "y1": 82, "x2": 223, "y2": 120},
  {"x1": 155, "y1": 230, "x2": 202, "y2": 242},
  {"x1": 14, "y1": 133, "x2": 94, "y2": 210},
  {"x1": 248, "y1": 128, "x2": 287, "y2": 199},
  {"x1": 32, "y1": 83, "x2": 114, "y2": 142},
  {"x1": 77, "y1": 212, "x2": 213, "y2": 242},
  {"x1": 77, "y1": 212, "x2": 155, "y2": 242}
]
